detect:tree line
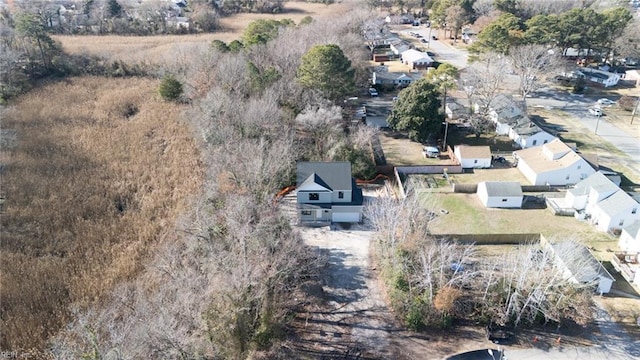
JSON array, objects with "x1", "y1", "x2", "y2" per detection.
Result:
[{"x1": 46, "y1": 7, "x2": 382, "y2": 358}]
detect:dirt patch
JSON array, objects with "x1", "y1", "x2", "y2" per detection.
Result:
[{"x1": 278, "y1": 188, "x2": 497, "y2": 359}]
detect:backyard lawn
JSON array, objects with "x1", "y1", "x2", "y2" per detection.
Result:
[
  {"x1": 425, "y1": 192, "x2": 615, "y2": 247},
  {"x1": 379, "y1": 131, "x2": 451, "y2": 166}
]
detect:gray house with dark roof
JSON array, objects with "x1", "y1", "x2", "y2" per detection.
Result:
[{"x1": 296, "y1": 162, "x2": 363, "y2": 223}]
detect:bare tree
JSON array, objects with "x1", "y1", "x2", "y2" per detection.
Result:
[
  {"x1": 445, "y1": 5, "x2": 466, "y2": 41},
  {"x1": 459, "y1": 54, "x2": 511, "y2": 136},
  {"x1": 480, "y1": 239, "x2": 595, "y2": 327},
  {"x1": 294, "y1": 104, "x2": 344, "y2": 161},
  {"x1": 508, "y1": 44, "x2": 562, "y2": 107},
  {"x1": 472, "y1": 0, "x2": 495, "y2": 18}
]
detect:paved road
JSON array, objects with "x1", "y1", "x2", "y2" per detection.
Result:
[
  {"x1": 394, "y1": 26, "x2": 469, "y2": 69},
  {"x1": 526, "y1": 90, "x2": 640, "y2": 180}
]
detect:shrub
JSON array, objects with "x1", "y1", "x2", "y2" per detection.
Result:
[
  {"x1": 158, "y1": 75, "x2": 183, "y2": 101},
  {"x1": 618, "y1": 95, "x2": 637, "y2": 111}
]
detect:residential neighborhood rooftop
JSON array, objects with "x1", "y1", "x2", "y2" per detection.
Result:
[
  {"x1": 455, "y1": 145, "x2": 491, "y2": 159},
  {"x1": 515, "y1": 140, "x2": 588, "y2": 173},
  {"x1": 479, "y1": 181, "x2": 523, "y2": 197},
  {"x1": 297, "y1": 162, "x2": 352, "y2": 190}
]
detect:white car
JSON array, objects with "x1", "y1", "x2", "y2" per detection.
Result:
[
  {"x1": 596, "y1": 98, "x2": 616, "y2": 106},
  {"x1": 588, "y1": 107, "x2": 603, "y2": 116},
  {"x1": 368, "y1": 88, "x2": 378, "y2": 97}
]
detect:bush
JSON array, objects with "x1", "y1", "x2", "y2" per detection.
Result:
[
  {"x1": 618, "y1": 95, "x2": 637, "y2": 111},
  {"x1": 158, "y1": 75, "x2": 183, "y2": 101}
]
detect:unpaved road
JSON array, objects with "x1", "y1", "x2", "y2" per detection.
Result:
[{"x1": 280, "y1": 190, "x2": 489, "y2": 359}]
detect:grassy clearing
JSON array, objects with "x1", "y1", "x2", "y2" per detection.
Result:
[
  {"x1": 450, "y1": 167, "x2": 530, "y2": 184},
  {"x1": 0, "y1": 77, "x2": 203, "y2": 350},
  {"x1": 379, "y1": 131, "x2": 462, "y2": 166},
  {"x1": 425, "y1": 192, "x2": 613, "y2": 245},
  {"x1": 53, "y1": 2, "x2": 346, "y2": 62}
]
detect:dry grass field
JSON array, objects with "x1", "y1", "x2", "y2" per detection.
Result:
[
  {"x1": 53, "y1": 1, "x2": 347, "y2": 62},
  {"x1": 0, "y1": 77, "x2": 203, "y2": 350}
]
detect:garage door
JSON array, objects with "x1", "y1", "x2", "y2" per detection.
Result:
[{"x1": 332, "y1": 212, "x2": 360, "y2": 223}]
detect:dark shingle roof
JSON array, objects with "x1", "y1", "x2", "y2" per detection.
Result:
[{"x1": 297, "y1": 162, "x2": 352, "y2": 190}]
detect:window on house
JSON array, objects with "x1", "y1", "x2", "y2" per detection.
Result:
[
  {"x1": 338, "y1": 191, "x2": 344, "y2": 199},
  {"x1": 633, "y1": 208, "x2": 638, "y2": 214},
  {"x1": 577, "y1": 165, "x2": 581, "y2": 169},
  {"x1": 619, "y1": 220, "x2": 624, "y2": 226},
  {"x1": 309, "y1": 193, "x2": 319, "y2": 201},
  {"x1": 565, "y1": 174, "x2": 570, "y2": 180},
  {"x1": 544, "y1": 140, "x2": 548, "y2": 144},
  {"x1": 502, "y1": 198, "x2": 508, "y2": 202},
  {"x1": 301, "y1": 210, "x2": 312, "y2": 216},
  {"x1": 532, "y1": 140, "x2": 537, "y2": 146},
  {"x1": 474, "y1": 160, "x2": 478, "y2": 164}
]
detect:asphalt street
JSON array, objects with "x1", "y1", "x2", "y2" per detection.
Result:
[{"x1": 392, "y1": 25, "x2": 640, "y2": 179}]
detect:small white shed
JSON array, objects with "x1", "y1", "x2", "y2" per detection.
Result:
[
  {"x1": 454, "y1": 145, "x2": 491, "y2": 169},
  {"x1": 477, "y1": 181, "x2": 523, "y2": 208}
]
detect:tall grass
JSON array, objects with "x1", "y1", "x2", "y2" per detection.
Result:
[{"x1": 0, "y1": 77, "x2": 203, "y2": 350}]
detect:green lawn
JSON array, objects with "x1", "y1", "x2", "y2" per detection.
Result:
[{"x1": 424, "y1": 192, "x2": 614, "y2": 247}]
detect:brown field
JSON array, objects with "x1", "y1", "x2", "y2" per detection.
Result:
[
  {"x1": 0, "y1": 77, "x2": 203, "y2": 350},
  {"x1": 53, "y1": 1, "x2": 348, "y2": 62}
]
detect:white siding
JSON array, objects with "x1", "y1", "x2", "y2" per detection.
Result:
[
  {"x1": 619, "y1": 230, "x2": 640, "y2": 253},
  {"x1": 297, "y1": 190, "x2": 332, "y2": 204}
]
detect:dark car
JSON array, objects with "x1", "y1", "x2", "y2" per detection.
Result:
[
  {"x1": 431, "y1": 35, "x2": 438, "y2": 40},
  {"x1": 486, "y1": 324, "x2": 515, "y2": 345},
  {"x1": 421, "y1": 38, "x2": 428, "y2": 43}
]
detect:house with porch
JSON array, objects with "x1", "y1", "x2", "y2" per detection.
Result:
[
  {"x1": 296, "y1": 162, "x2": 363, "y2": 224},
  {"x1": 400, "y1": 49, "x2": 434, "y2": 69},
  {"x1": 372, "y1": 71, "x2": 419, "y2": 88}
]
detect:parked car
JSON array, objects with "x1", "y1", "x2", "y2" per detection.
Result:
[
  {"x1": 421, "y1": 38, "x2": 428, "y2": 43},
  {"x1": 588, "y1": 107, "x2": 603, "y2": 116},
  {"x1": 368, "y1": 88, "x2": 378, "y2": 97},
  {"x1": 423, "y1": 146, "x2": 440, "y2": 158},
  {"x1": 431, "y1": 35, "x2": 438, "y2": 40},
  {"x1": 597, "y1": 98, "x2": 616, "y2": 106},
  {"x1": 426, "y1": 51, "x2": 436, "y2": 57}
]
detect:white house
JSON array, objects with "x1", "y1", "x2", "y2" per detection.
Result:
[
  {"x1": 576, "y1": 68, "x2": 621, "y2": 88},
  {"x1": 549, "y1": 241, "x2": 615, "y2": 295},
  {"x1": 514, "y1": 139, "x2": 595, "y2": 186},
  {"x1": 564, "y1": 172, "x2": 619, "y2": 211},
  {"x1": 454, "y1": 145, "x2": 491, "y2": 169},
  {"x1": 445, "y1": 100, "x2": 467, "y2": 120},
  {"x1": 477, "y1": 181, "x2": 523, "y2": 208},
  {"x1": 586, "y1": 189, "x2": 640, "y2": 233},
  {"x1": 482, "y1": 94, "x2": 524, "y2": 135},
  {"x1": 296, "y1": 162, "x2": 363, "y2": 223},
  {"x1": 620, "y1": 221, "x2": 640, "y2": 254},
  {"x1": 389, "y1": 38, "x2": 412, "y2": 55},
  {"x1": 508, "y1": 119, "x2": 556, "y2": 149},
  {"x1": 400, "y1": 49, "x2": 434, "y2": 69},
  {"x1": 372, "y1": 71, "x2": 418, "y2": 88}
]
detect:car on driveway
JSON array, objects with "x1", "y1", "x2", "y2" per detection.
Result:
[
  {"x1": 588, "y1": 107, "x2": 603, "y2": 116},
  {"x1": 597, "y1": 98, "x2": 616, "y2": 106},
  {"x1": 368, "y1": 88, "x2": 378, "y2": 97}
]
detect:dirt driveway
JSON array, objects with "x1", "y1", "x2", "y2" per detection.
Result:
[{"x1": 279, "y1": 190, "x2": 491, "y2": 359}]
